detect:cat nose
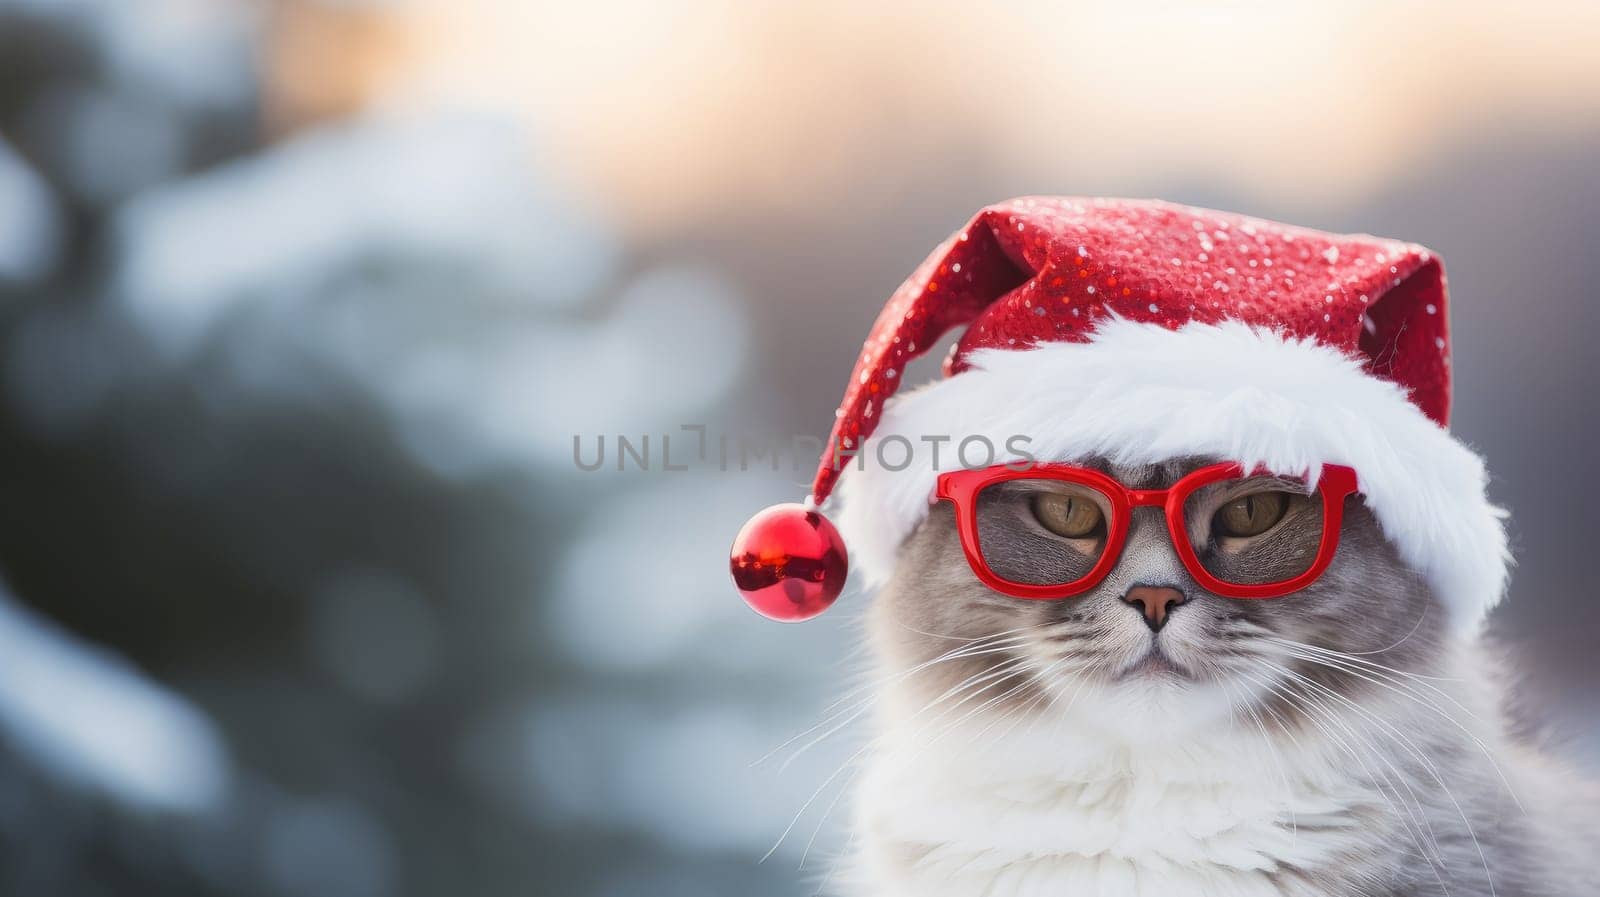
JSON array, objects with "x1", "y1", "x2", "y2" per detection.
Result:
[{"x1": 1122, "y1": 585, "x2": 1186, "y2": 632}]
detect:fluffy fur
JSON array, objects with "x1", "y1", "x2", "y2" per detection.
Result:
[
  {"x1": 836, "y1": 318, "x2": 1509, "y2": 635},
  {"x1": 837, "y1": 461, "x2": 1597, "y2": 897}
]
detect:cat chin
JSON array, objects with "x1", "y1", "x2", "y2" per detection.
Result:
[{"x1": 1037, "y1": 669, "x2": 1244, "y2": 743}]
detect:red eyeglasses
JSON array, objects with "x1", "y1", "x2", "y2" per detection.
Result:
[{"x1": 934, "y1": 462, "x2": 1359, "y2": 600}]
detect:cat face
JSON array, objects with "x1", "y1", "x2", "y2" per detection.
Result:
[{"x1": 871, "y1": 457, "x2": 1449, "y2": 740}]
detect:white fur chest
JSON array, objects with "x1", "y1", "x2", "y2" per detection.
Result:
[{"x1": 849, "y1": 709, "x2": 1386, "y2": 897}]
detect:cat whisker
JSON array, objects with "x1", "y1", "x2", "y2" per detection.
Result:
[
  {"x1": 1314, "y1": 602, "x2": 1434, "y2": 657},
  {"x1": 813, "y1": 811, "x2": 860, "y2": 897},
  {"x1": 967, "y1": 654, "x2": 1074, "y2": 744},
  {"x1": 1219, "y1": 676, "x2": 1299, "y2": 842},
  {"x1": 1272, "y1": 644, "x2": 1480, "y2": 727},
  {"x1": 1236, "y1": 668, "x2": 1440, "y2": 854},
  {"x1": 887, "y1": 653, "x2": 1070, "y2": 773},
  {"x1": 1268, "y1": 642, "x2": 1524, "y2": 813},
  {"x1": 908, "y1": 657, "x2": 1041, "y2": 748},
  {"x1": 1268, "y1": 635, "x2": 1467, "y2": 685},
  {"x1": 766, "y1": 653, "x2": 1040, "y2": 864},
  {"x1": 1270, "y1": 677, "x2": 1455, "y2": 893},
  {"x1": 797, "y1": 749, "x2": 863, "y2": 873},
  {"x1": 991, "y1": 664, "x2": 1066, "y2": 743},
  {"x1": 812, "y1": 628, "x2": 1037, "y2": 717},
  {"x1": 763, "y1": 733, "x2": 875, "y2": 865},
  {"x1": 1238, "y1": 680, "x2": 1320, "y2": 840},
  {"x1": 759, "y1": 630, "x2": 1041, "y2": 769},
  {"x1": 773, "y1": 647, "x2": 1033, "y2": 773},
  {"x1": 1261, "y1": 659, "x2": 1499, "y2": 896},
  {"x1": 1235, "y1": 667, "x2": 1452, "y2": 882},
  {"x1": 890, "y1": 618, "x2": 1042, "y2": 643}
]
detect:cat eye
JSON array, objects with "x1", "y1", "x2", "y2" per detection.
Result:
[
  {"x1": 974, "y1": 481, "x2": 1114, "y2": 586},
  {"x1": 1212, "y1": 491, "x2": 1290, "y2": 538},
  {"x1": 1030, "y1": 493, "x2": 1105, "y2": 538},
  {"x1": 936, "y1": 462, "x2": 1358, "y2": 601},
  {"x1": 1183, "y1": 480, "x2": 1321, "y2": 585}
]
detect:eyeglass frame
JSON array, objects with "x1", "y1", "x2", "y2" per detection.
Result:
[{"x1": 933, "y1": 461, "x2": 1360, "y2": 600}]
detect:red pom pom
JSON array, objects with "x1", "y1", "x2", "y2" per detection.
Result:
[{"x1": 729, "y1": 503, "x2": 848, "y2": 622}]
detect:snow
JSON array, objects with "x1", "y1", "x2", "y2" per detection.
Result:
[
  {"x1": 0, "y1": 137, "x2": 63, "y2": 285},
  {"x1": 0, "y1": 583, "x2": 231, "y2": 812},
  {"x1": 112, "y1": 110, "x2": 619, "y2": 358}
]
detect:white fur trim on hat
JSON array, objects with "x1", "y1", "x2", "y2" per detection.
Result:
[{"x1": 835, "y1": 317, "x2": 1509, "y2": 635}]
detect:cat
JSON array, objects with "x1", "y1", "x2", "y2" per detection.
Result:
[{"x1": 838, "y1": 457, "x2": 1599, "y2": 897}]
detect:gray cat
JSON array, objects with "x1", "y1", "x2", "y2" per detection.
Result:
[
  {"x1": 716, "y1": 201, "x2": 1596, "y2": 896},
  {"x1": 841, "y1": 458, "x2": 1598, "y2": 897}
]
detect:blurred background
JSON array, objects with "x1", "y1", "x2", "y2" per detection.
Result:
[{"x1": 0, "y1": 1, "x2": 1596, "y2": 895}]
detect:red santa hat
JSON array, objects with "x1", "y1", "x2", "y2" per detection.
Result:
[{"x1": 730, "y1": 197, "x2": 1507, "y2": 634}]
